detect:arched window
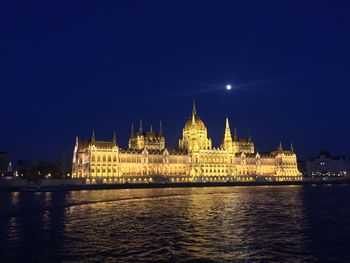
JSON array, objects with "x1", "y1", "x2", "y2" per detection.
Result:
[
  {"x1": 103, "y1": 156, "x2": 106, "y2": 162},
  {"x1": 97, "y1": 156, "x2": 101, "y2": 162},
  {"x1": 113, "y1": 156, "x2": 117, "y2": 162},
  {"x1": 108, "y1": 156, "x2": 111, "y2": 162},
  {"x1": 92, "y1": 155, "x2": 95, "y2": 162}
]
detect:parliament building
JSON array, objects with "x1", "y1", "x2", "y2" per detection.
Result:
[{"x1": 72, "y1": 103, "x2": 301, "y2": 183}]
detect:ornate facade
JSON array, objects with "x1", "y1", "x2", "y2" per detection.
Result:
[
  {"x1": 128, "y1": 121, "x2": 165, "y2": 151},
  {"x1": 72, "y1": 103, "x2": 301, "y2": 183}
]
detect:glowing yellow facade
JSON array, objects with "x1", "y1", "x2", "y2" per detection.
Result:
[
  {"x1": 72, "y1": 103, "x2": 301, "y2": 183},
  {"x1": 128, "y1": 121, "x2": 165, "y2": 151},
  {"x1": 179, "y1": 102, "x2": 212, "y2": 151}
]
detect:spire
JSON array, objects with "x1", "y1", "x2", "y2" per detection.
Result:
[
  {"x1": 91, "y1": 130, "x2": 95, "y2": 145},
  {"x1": 233, "y1": 128, "x2": 238, "y2": 141},
  {"x1": 191, "y1": 109, "x2": 196, "y2": 125},
  {"x1": 131, "y1": 123, "x2": 135, "y2": 137},
  {"x1": 222, "y1": 116, "x2": 232, "y2": 148},
  {"x1": 225, "y1": 116, "x2": 230, "y2": 130},
  {"x1": 113, "y1": 130, "x2": 117, "y2": 146},
  {"x1": 150, "y1": 125, "x2": 153, "y2": 132},
  {"x1": 278, "y1": 142, "x2": 283, "y2": 151},
  {"x1": 192, "y1": 99, "x2": 197, "y2": 115},
  {"x1": 248, "y1": 130, "x2": 252, "y2": 143},
  {"x1": 225, "y1": 117, "x2": 231, "y2": 135},
  {"x1": 159, "y1": 121, "x2": 163, "y2": 137},
  {"x1": 290, "y1": 143, "x2": 294, "y2": 152},
  {"x1": 139, "y1": 119, "x2": 143, "y2": 134}
]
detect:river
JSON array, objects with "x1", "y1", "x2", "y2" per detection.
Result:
[{"x1": 1, "y1": 185, "x2": 350, "y2": 262}]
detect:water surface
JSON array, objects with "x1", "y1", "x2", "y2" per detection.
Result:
[{"x1": 1, "y1": 185, "x2": 350, "y2": 262}]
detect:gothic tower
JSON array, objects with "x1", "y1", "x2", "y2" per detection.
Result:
[{"x1": 221, "y1": 117, "x2": 233, "y2": 151}]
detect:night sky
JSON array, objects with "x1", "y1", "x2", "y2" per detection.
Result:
[{"x1": 1, "y1": 1, "x2": 350, "y2": 162}]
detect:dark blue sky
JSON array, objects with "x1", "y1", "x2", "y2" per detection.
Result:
[{"x1": 1, "y1": 1, "x2": 350, "y2": 161}]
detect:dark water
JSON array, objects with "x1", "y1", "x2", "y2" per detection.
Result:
[{"x1": 1, "y1": 185, "x2": 350, "y2": 262}]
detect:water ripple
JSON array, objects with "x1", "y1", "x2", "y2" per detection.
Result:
[{"x1": 1, "y1": 186, "x2": 350, "y2": 262}]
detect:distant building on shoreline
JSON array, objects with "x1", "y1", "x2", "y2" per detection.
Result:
[
  {"x1": 72, "y1": 103, "x2": 301, "y2": 183},
  {"x1": 0, "y1": 152, "x2": 12, "y2": 176},
  {"x1": 58, "y1": 152, "x2": 72, "y2": 177},
  {"x1": 303, "y1": 151, "x2": 350, "y2": 177},
  {"x1": 17, "y1": 160, "x2": 58, "y2": 179}
]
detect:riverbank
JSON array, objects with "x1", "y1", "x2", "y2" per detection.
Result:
[{"x1": 1, "y1": 178, "x2": 349, "y2": 192}]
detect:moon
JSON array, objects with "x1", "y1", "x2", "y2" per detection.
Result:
[{"x1": 226, "y1": 84, "x2": 232, "y2": 90}]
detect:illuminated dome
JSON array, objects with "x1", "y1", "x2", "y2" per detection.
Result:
[
  {"x1": 183, "y1": 102, "x2": 207, "y2": 131},
  {"x1": 184, "y1": 115, "x2": 206, "y2": 131}
]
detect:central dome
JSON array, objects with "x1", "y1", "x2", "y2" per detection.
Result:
[
  {"x1": 183, "y1": 102, "x2": 207, "y2": 131},
  {"x1": 184, "y1": 114, "x2": 206, "y2": 131},
  {"x1": 179, "y1": 101, "x2": 212, "y2": 151}
]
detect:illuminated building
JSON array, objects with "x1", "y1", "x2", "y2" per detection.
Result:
[
  {"x1": 304, "y1": 151, "x2": 350, "y2": 177},
  {"x1": 72, "y1": 103, "x2": 301, "y2": 183},
  {"x1": 128, "y1": 121, "x2": 165, "y2": 151}
]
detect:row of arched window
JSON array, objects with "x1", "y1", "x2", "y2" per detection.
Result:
[
  {"x1": 204, "y1": 168, "x2": 228, "y2": 173},
  {"x1": 91, "y1": 168, "x2": 117, "y2": 173},
  {"x1": 91, "y1": 155, "x2": 117, "y2": 162}
]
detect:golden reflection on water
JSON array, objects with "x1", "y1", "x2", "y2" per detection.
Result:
[
  {"x1": 2, "y1": 186, "x2": 323, "y2": 262},
  {"x1": 44, "y1": 192, "x2": 52, "y2": 203},
  {"x1": 56, "y1": 187, "x2": 309, "y2": 261},
  {"x1": 11, "y1": 192, "x2": 20, "y2": 206}
]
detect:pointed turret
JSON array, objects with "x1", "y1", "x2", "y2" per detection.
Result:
[
  {"x1": 112, "y1": 130, "x2": 117, "y2": 146},
  {"x1": 91, "y1": 130, "x2": 95, "y2": 145},
  {"x1": 130, "y1": 123, "x2": 135, "y2": 137},
  {"x1": 278, "y1": 142, "x2": 283, "y2": 151},
  {"x1": 150, "y1": 125, "x2": 153, "y2": 132},
  {"x1": 191, "y1": 100, "x2": 197, "y2": 126},
  {"x1": 159, "y1": 121, "x2": 163, "y2": 137},
  {"x1": 139, "y1": 119, "x2": 143, "y2": 134},
  {"x1": 233, "y1": 128, "x2": 238, "y2": 141},
  {"x1": 225, "y1": 116, "x2": 230, "y2": 129},
  {"x1": 248, "y1": 130, "x2": 252, "y2": 143},
  {"x1": 192, "y1": 99, "x2": 197, "y2": 115},
  {"x1": 290, "y1": 143, "x2": 294, "y2": 152},
  {"x1": 191, "y1": 111, "x2": 196, "y2": 126},
  {"x1": 222, "y1": 116, "x2": 233, "y2": 150},
  {"x1": 224, "y1": 117, "x2": 232, "y2": 140}
]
